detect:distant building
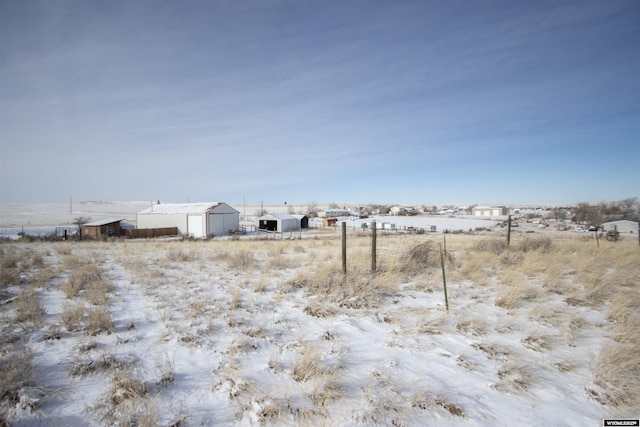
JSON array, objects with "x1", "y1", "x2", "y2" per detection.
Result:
[
  {"x1": 601, "y1": 220, "x2": 638, "y2": 235},
  {"x1": 81, "y1": 218, "x2": 125, "y2": 239},
  {"x1": 472, "y1": 206, "x2": 508, "y2": 217},
  {"x1": 257, "y1": 212, "x2": 300, "y2": 232},
  {"x1": 318, "y1": 209, "x2": 350, "y2": 218},
  {"x1": 137, "y1": 202, "x2": 239, "y2": 237}
]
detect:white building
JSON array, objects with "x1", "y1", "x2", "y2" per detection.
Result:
[
  {"x1": 472, "y1": 206, "x2": 508, "y2": 217},
  {"x1": 318, "y1": 208, "x2": 350, "y2": 218},
  {"x1": 601, "y1": 220, "x2": 638, "y2": 236},
  {"x1": 257, "y1": 213, "x2": 299, "y2": 232},
  {"x1": 137, "y1": 202, "x2": 239, "y2": 238}
]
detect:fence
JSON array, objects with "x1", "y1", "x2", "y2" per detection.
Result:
[{"x1": 126, "y1": 227, "x2": 178, "y2": 239}]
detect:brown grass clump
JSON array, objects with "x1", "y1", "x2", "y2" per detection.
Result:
[
  {"x1": 87, "y1": 306, "x2": 114, "y2": 335},
  {"x1": 90, "y1": 370, "x2": 150, "y2": 426},
  {"x1": 223, "y1": 250, "x2": 256, "y2": 270},
  {"x1": 493, "y1": 360, "x2": 535, "y2": 393},
  {"x1": 516, "y1": 237, "x2": 552, "y2": 253},
  {"x1": 400, "y1": 241, "x2": 440, "y2": 273},
  {"x1": 292, "y1": 345, "x2": 326, "y2": 383},
  {"x1": 69, "y1": 353, "x2": 127, "y2": 378},
  {"x1": 0, "y1": 348, "x2": 38, "y2": 420},
  {"x1": 475, "y1": 238, "x2": 507, "y2": 255},
  {"x1": 61, "y1": 301, "x2": 85, "y2": 332},
  {"x1": 61, "y1": 263, "x2": 104, "y2": 299},
  {"x1": 593, "y1": 342, "x2": 640, "y2": 409},
  {"x1": 14, "y1": 289, "x2": 45, "y2": 328},
  {"x1": 593, "y1": 287, "x2": 640, "y2": 410}
]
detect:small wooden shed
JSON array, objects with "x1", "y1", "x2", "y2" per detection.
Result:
[{"x1": 82, "y1": 218, "x2": 125, "y2": 239}]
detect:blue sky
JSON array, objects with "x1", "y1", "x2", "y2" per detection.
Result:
[{"x1": 1, "y1": 0, "x2": 638, "y2": 206}]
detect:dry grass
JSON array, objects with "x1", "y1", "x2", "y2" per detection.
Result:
[
  {"x1": 61, "y1": 263, "x2": 104, "y2": 299},
  {"x1": 592, "y1": 287, "x2": 640, "y2": 410},
  {"x1": 61, "y1": 301, "x2": 85, "y2": 332},
  {"x1": 593, "y1": 341, "x2": 640, "y2": 409},
  {"x1": 0, "y1": 347, "x2": 37, "y2": 420},
  {"x1": 0, "y1": 232, "x2": 638, "y2": 424},
  {"x1": 89, "y1": 370, "x2": 151, "y2": 426},
  {"x1": 69, "y1": 353, "x2": 128, "y2": 378},
  {"x1": 14, "y1": 289, "x2": 45, "y2": 328},
  {"x1": 87, "y1": 306, "x2": 114, "y2": 335},
  {"x1": 292, "y1": 344, "x2": 326, "y2": 383}
]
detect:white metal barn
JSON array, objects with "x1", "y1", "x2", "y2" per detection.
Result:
[
  {"x1": 257, "y1": 213, "x2": 299, "y2": 232},
  {"x1": 137, "y1": 202, "x2": 239, "y2": 237}
]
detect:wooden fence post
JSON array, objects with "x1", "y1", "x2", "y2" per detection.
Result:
[
  {"x1": 371, "y1": 221, "x2": 377, "y2": 272},
  {"x1": 440, "y1": 242, "x2": 449, "y2": 312},
  {"x1": 342, "y1": 222, "x2": 347, "y2": 274}
]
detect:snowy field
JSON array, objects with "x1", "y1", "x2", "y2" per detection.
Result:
[{"x1": 1, "y1": 203, "x2": 638, "y2": 426}]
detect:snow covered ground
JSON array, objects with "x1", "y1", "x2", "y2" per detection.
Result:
[{"x1": 1, "y1": 203, "x2": 638, "y2": 426}]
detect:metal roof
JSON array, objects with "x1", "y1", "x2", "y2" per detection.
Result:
[
  {"x1": 138, "y1": 202, "x2": 224, "y2": 215},
  {"x1": 83, "y1": 218, "x2": 126, "y2": 227}
]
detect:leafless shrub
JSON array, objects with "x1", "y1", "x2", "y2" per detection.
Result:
[{"x1": 401, "y1": 241, "x2": 445, "y2": 273}]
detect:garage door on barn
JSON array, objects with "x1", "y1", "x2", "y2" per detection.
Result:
[{"x1": 208, "y1": 213, "x2": 237, "y2": 236}]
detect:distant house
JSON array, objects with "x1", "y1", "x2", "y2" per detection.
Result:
[
  {"x1": 137, "y1": 202, "x2": 239, "y2": 238},
  {"x1": 82, "y1": 218, "x2": 125, "y2": 239},
  {"x1": 258, "y1": 212, "x2": 299, "y2": 232},
  {"x1": 601, "y1": 220, "x2": 638, "y2": 235},
  {"x1": 472, "y1": 206, "x2": 508, "y2": 217},
  {"x1": 389, "y1": 206, "x2": 406, "y2": 216},
  {"x1": 318, "y1": 208, "x2": 349, "y2": 218}
]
